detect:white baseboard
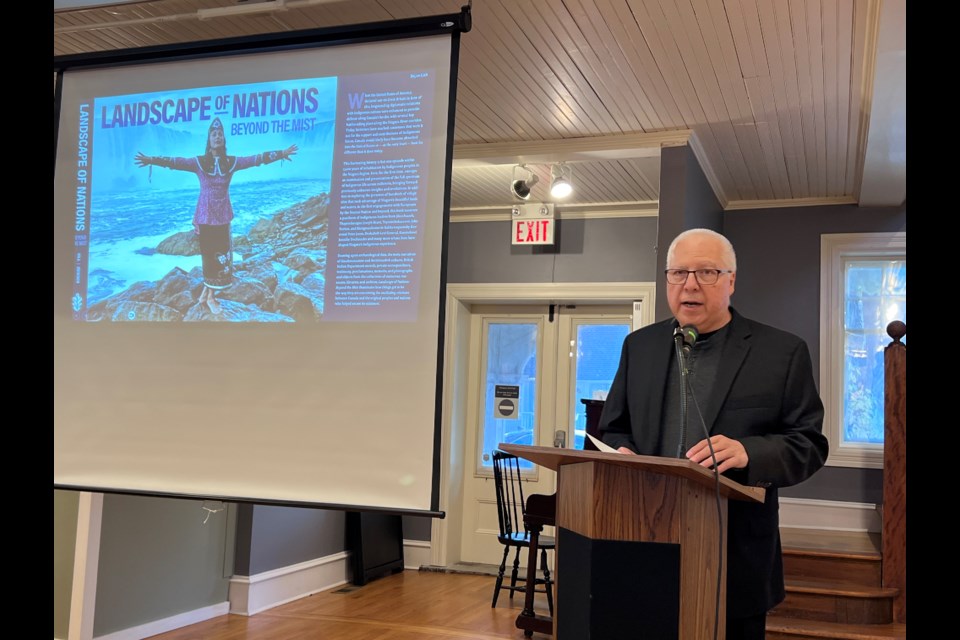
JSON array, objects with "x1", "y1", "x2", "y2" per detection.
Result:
[
  {"x1": 404, "y1": 539, "x2": 431, "y2": 570},
  {"x1": 229, "y1": 541, "x2": 431, "y2": 617},
  {"x1": 779, "y1": 497, "x2": 880, "y2": 533},
  {"x1": 93, "y1": 602, "x2": 229, "y2": 640},
  {"x1": 229, "y1": 551, "x2": 350, "y2": 616}
]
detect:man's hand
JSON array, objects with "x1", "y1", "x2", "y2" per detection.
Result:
[
  {"x1": 685, "y1": 435, "x2": 749, "y2": 473},
  {"x1": 617, "y1": 446, "x2": 636, "y2": 455}
]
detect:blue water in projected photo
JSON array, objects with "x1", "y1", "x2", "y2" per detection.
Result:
[{"x1": 86, "y1": 178, "x2": 328, "y2": 305}]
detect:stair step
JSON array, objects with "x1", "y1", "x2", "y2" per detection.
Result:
[
  {"x1": 781, "y1": 528, "x2": 883, "y2": 588},
  {"x1": 774, "y1": 578, "x2": 896, "y2": 625},
  {"x1": 786, "y1": 579, "x2": 898, "y2": 599},
  {"x1": 782, "y1": 551, "x2": 882, "y2": 588},
  {"x1": 780, "y1": 528, "x2": 882, "y2": 555},
  {"x1": 766, "y1": 615, "x2": 906, "y2": 639}
]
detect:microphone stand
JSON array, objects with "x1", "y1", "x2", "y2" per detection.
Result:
[
  {"x1": 686, "y1": 377, "x2": 723, "y2": 640},
  {"x1": 674, "y1": 331, "x2": 690, "y2": 459},
  {"x1": 673, "y1": 325, "x2": 721, "y2": 640}
]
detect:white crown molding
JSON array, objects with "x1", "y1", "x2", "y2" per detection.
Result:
[
  {"x1": 687, "y1": 133, "x2": 729, "y2": 209},
  {"x1": 93, "y1": 602, "x2": 229, "y2": 640},
  {"x1": 450, "y1": 201, "x2": 658, "y2": 222},
  {"x1": 850, "y1": 0, "x2": 883, "y2": 201},
  {"x1": 857, "y1": 0, "x2": 906, "y2": 207},
  {"x1": 725, "y1": 196, "x2": 858, "y2": 210}
]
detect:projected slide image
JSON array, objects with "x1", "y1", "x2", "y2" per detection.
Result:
[
  {"x1": 77, "y1": 78, "x2": 337, "y2": 322},
  {"x1": 56, "y1": 32, "x2": 456, "y2": 512}
]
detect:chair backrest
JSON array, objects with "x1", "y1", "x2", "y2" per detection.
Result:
[{"x1": 492, "y1": 450, "x2": 527, "y2": 540}]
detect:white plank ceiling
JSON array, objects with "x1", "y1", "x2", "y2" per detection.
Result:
[{"x1": 53, "y1": 0, "x2": 906, "y2": 216}]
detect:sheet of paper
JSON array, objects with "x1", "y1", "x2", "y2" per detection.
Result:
[{"x1": 587, "y1": 433, "x2": 620, "y2": 454}]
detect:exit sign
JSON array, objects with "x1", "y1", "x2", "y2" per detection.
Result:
[{"x1": 511, "y1": 203, "x2": 555, "y2": 245}]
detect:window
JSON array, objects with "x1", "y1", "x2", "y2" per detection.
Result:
[
  {"x1": 568, "y1": 322, "x2": 631, "y2": 450},
  {"x1": 477, "y1": 320, "x2": 542, "y2": 473},
  {"x1": 820, "y1": 232, "x2": 906, "y2": 468}
]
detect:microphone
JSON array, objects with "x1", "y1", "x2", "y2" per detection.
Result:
[{"x1": 674, "y1": 324, "x2": 699, "y2": 356}]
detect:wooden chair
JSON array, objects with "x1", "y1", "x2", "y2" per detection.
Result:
[{"x1": 490, "y1": 450, "x2": 555, "y2": 617}]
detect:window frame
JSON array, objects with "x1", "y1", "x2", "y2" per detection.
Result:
[{"x1": 820, "y1": 231, "x2": 906, "y2": 468}]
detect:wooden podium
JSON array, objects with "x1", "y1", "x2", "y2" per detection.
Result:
[{"x1": 500, "y1": 444, "x2": 765, "y2": 640}]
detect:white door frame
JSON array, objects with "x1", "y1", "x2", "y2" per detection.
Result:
[{"x1": 430, "y1": 282, "x2": 656, "y2": 568}]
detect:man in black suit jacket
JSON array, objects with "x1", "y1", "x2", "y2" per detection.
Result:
[{"x1": 599, "y1": 228, "x2": 828, "y2": 640}]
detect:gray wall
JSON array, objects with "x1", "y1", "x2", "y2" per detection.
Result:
[
  {"x1": 93, "y1": 494, "x2": 231, "y2": 636},
  {"x1": 54, "y1": 490, "x2": 80, "y2": 639},
  {"x1": 447, "y1": 216, "x2": 660, "y2": 283},
  {"x1": 724, "y1": 202, "x2": 906, "y2": 502},
  {"x1": 402, "y1": 514, "x2": 433, "y2": 541},
  {"x1": 231, "y1": 506, "x2": 431, "y2": 569},
  {"x1": 234, "y1": 504, "x2": 346, "y2": 575}
]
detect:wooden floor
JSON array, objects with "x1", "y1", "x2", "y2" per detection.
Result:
[
  {"x1": 150, "y1": 571, "x2": 553, "y2": 640},
  {"x1": 146, "y1": 531, "x2": 896, "y2": 640}
]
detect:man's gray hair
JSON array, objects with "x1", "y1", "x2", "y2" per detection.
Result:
[{"x1": 665, "y1": 228, "x2": 737, "y2": 271}]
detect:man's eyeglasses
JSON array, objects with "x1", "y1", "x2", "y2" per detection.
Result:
[{"x1": 664, "y1": 268, "x2": 734, "y2": 285}]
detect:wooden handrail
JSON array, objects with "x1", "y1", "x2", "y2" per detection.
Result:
[{"x1": 882, "y1": 320, "x2": 906, "y2": 624}]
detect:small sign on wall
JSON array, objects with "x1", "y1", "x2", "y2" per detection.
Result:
[
  {"x1": 511, "y1": 203, "x2": 555, "y2": 245},
  {"x1": 494, "y1": 385, "x2": 520, "y2": 419}
]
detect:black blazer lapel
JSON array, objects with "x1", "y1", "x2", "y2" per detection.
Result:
[{"x1": 704, "y1": 310, "x2": 752, "y2": 434}]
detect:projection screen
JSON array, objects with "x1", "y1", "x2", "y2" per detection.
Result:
[{"x1": 54, "y1": 14, "x2": 466, "y2": 515}]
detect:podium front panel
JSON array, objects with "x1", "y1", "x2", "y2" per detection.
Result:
[{"x1": 557, "y1": 527, "x2": 680, "y2": 639}]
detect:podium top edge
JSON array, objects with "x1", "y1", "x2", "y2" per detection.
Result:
[{"x1": 498, "y1": 444, "x2": 765, "y2": 503}]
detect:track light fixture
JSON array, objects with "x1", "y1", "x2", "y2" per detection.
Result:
[
  {"x1": 511, "y1": 164, "x2": 539, "y2": 201},
  {"x1": 550, "y1": 163, "x2": 573, "y2": 199}
]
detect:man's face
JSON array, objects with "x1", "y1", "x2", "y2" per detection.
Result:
[{"x1": 666, "y1": 234, "x2": 736, "y2": 333}]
